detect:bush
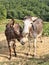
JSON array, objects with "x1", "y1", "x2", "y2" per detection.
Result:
[
  {"x1": 43, "y1": 22, "x2": 49, "y2": 36},
  {"x1": 0, "y1": 5, "x2": 7, "y2": 20}
]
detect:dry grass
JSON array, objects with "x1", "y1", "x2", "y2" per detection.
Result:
[{"x1": 0, "y1": 33, "x2": 49, "y2": 64}]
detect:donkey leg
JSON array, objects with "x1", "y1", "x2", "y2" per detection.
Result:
[
  {"x1": 33, "y1": 38, "x2": 37, "y2": 57},
  {"x1": 26, "y1": 42, "x2": 30, "y2": 56},
  {"x1": 13, "y1": 40, "x2": 17, "y2": 57},
  {"x1": 37, "y1": 33, "x2": 42, "y2": 43},
  {"x1": 8, "y1": 42, "x2": 11, "y2": 60},
  {"x1": 28, "y1": 40, "x2": 31, "y2": 55},
  {"x1": 39, "y1": 36, "x2": 42, "y2": 43}
]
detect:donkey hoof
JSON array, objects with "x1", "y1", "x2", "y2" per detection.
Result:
[
  {"x1": 15, "y1": 54, "x2": 17, "y2": 57},
  {"x1": 40, "y1": 41, "x2": 42, "y2": 43},
  {"x1": 26, "y1": 53, "x2": 28, "y2": 56},
  {"x1": 8, "y1": 57, "x2": 11, "y2": 60},
  {"x1": 33, "y1": 54, "x2": 37, "y2": 58}
]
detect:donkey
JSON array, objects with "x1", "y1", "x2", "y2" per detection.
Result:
[
  {"x1": 5, "y1": 19, "x2": 23, "y2": 59},
  {"x1": 20, "y1": 16, "x2": 43, "y2": 57}
]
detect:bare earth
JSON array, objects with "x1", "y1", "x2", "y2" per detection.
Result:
[{"x1": 0, "y1": 33, "x2": 49, "y2": 62}]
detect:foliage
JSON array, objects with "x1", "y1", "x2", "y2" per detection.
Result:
[
  {"x1": 43, "y1": 22, "x2": 49, "y2": 36},
  {"x1": 0, "y1": 5, "x2": 7, "y2": 20},
  {"x1": 0, "y1": 0, "x2": 49, "y2": 21}
]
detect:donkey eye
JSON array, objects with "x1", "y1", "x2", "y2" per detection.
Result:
[{"x1": 31, "y1": 23, "x2": 33, "y2": 24}]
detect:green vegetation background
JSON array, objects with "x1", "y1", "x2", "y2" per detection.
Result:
[{"x1": 0, "y1": 0, "x2": 49, "y2": 21}]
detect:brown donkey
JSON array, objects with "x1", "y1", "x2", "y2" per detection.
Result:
[{"x1": 5, "y1": 19, "x2": 23, "y2": 59}]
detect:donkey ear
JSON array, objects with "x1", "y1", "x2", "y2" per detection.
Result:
[
  {"x1": 23, "y1": 20, "x2": 25, "y2": 23},
  {"x1": 32, "y1": 17, "x2": 38, "y2": 21}
]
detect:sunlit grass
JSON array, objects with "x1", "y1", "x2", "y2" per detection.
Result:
[
  {"x1": 43, "y1": 22, "x2": 49, "y2": 36},
  {"x1": 0, "y1": 19, "x2": 49, "y2": 36},
  {"x1": 0, "y1": 57, "x2": 49, "y2": 65},
  {"x1": 0, "y1": 25, "x2": 5, "y2": 33},
  {"x1": 0, "y1": 19, "x2": 23, "y2": 32}
]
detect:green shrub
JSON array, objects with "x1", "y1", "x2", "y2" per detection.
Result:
[{"x1": 43, "y1": 22, "x2": 49, "y2": 36}]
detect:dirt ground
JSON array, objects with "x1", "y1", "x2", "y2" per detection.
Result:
[{"x1": 0, "y1": 33, "x2": 49, "y2": 62}]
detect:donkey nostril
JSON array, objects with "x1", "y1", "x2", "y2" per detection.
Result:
[
  {"x1": 20, "y1": 39, "x2": 25, "y2": 45},
  {"x1": 21, "y1": 41, "x2": 25, "y2": 45},
  {"x1": 31, "y1": 23, "x2": 33, "y2": 24}
]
